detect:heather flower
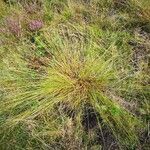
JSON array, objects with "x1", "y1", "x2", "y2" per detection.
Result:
[
  {"x1": 6, "y1": 17, "x2": 21, "y2": 37},
  {"x1": 28, "y1": 20, "x2": 43, "y2": 31}
]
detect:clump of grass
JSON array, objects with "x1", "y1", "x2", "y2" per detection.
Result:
[
  {"x1": 0, "y1": 0, "x2": 149, "y2": 149},
  {"x1": 0, "y1": 31, "x2": 143, "y2": 149}
]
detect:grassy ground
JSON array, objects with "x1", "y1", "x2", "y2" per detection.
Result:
[{"x1": 0, "y1": 0, "x2": 149, "y2": 150}]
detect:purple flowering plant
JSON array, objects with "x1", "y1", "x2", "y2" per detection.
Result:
[
  {"x1": 6, "y1": 17, "x2": 21, "y2": 37},
  {"x1": 28, "y1": 20, "x2": 43, "y2": 31}
]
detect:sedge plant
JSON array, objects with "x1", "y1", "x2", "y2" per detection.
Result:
[
  {"x1": 1, "y1": 0, "x2": 149, "y2": 149},
  {"x1": 0, "y1": 30, "x2": 143, "y2": 149}
]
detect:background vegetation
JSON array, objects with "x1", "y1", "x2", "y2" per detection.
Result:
[{"x1": 0, "y1": 0, "x2": 149, "y2": 149}]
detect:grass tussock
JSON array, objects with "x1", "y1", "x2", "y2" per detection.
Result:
[{"x1": 0, "y1": 0, "x2": 149, "y2": 149}]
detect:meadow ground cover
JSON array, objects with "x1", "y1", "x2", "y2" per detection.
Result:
[{"x1": 0, "y1": 0, "x2": 149, "y2": 149}]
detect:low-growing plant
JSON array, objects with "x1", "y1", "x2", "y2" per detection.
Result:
[
  {"x1": 0, "y1": 0, "x2": 149, "y2": 149},
  {"x1": 0, "y1": 30, "x2": 144, "y2": 149}
]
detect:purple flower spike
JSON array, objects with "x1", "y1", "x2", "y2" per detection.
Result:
[
  {"x1": 29, "y1": 20, "x2": 43, "y2": 31},
  {"x1": 6, "y1": 18, "x2": 21, "y2": 37}
]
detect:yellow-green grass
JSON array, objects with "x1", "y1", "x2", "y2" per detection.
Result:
[{"x1": 0, "y1": 0, "x2": 149, "y2": 149}]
